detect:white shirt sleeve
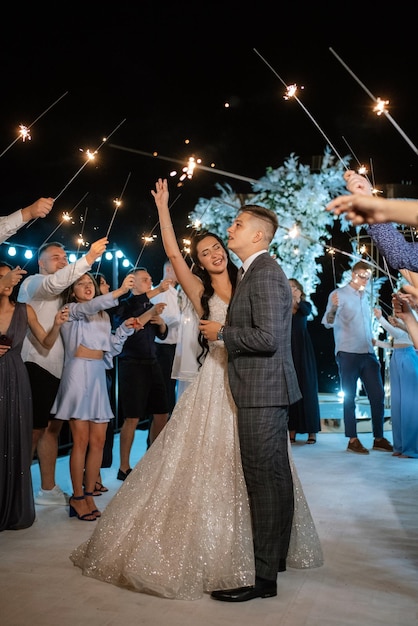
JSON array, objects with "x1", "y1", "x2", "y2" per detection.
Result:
[{"x1": 0, "y1": 210, "x2": 24, "y2": 244}]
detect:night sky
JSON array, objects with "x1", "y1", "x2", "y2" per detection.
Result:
[{"x1": 1, "y1": 5, "x2": 417, "y2": 391}]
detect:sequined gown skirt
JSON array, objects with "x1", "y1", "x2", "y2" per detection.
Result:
[{"x1": 70, "y1": 343, "x2": 255, "y2": 600}]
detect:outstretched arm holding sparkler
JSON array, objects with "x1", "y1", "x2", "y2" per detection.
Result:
[
  {"x1": 327, "y1": 186, "x2": 418, "y2": 229},
  {"x1": 328, "y1": 170, "x2": 418, "y2": 274},
  {"x1": 0, "y1": 197, "x2": 54, "y2": 244}
]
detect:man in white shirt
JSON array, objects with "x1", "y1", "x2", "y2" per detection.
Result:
[{"x1": 17, "y1": 237, "x2": 107, "y2": 505}]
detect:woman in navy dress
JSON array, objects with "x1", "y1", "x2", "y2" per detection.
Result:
[{"x1": 288, "y1": 279, "x2": 321, "y2": 444}]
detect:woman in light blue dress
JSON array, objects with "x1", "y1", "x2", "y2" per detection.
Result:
[
  {"x1": 51, "y1": 273, "x2": 136, "y2": 521},
  {"x1": 375, "y1": 308, "x2": 418, "y2": 458}
]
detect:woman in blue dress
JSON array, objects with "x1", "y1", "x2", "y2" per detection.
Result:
[
  {"x1": 375, "y1": 307, "x2": 418, "y2": 458},
  {"x1": 51, "y1": 273, "x2": 138, "y2": 522}
]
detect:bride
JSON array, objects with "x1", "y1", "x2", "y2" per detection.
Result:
[{"x1": 70, "y1": 180, "x2": 323, "y2": 600}]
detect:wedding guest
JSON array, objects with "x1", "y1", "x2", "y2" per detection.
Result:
[
  {"x1": 374, "y1": 307, "x2": 418, "y2": 458},
  {"x1": 51, "y1": 272, "x2": 136, "y2": 521},
  {"x1": 322, "y1": 261, "x2": 393, "y2": 455},
  {"x1": 392, "y1": 286, "x2": 418, "y2": 344},
  {"x1": 327, "y1": 183, "x2": 418, "y2": 228},
  {"x1": 0, "y1": 261, "x2": 67, "y2": 531},
  {"x1": 288, "y1": 278, "x2": 321, "y2": 445},
  {"x1": 113, "y1": 268, "x2": 169, "y2": 479},
  {"x1": 341, "y1": 171, "x2": 418, "y2": 272},
  {"x1": 332, "y1": 170, "x2": 418, "y2": 307},
  {"x1": 17, "y1": 237, "x2": 108, "y2": 506},
  {"x1": 92, "y1": 272, "x2": 116, "y2": 494}
]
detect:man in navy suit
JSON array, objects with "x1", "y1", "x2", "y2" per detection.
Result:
[{"x1": 203, "y1": 205, "x2": 301, "y2": 602}]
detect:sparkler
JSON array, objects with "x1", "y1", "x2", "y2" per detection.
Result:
[
  {"x1": 94, "y1": 172, "x2": 132, "y2": 277},
  {"x1": 62, "y1": 207, "x2": 89, "y2": 299},
  {"x1": 133, "y1": 193, "x2": 182, "y2": 269},
  {"x1": 0, "y1": 91, "x2": 69, "y2": 158},
  {"x1": 109, "y1": 144, "x2": 258, "y2": 184},
  {"x1": 20, "y1": 193, "x2": 90, "y2": 270},
  {"x1": 253, "y1": 48, "x2": 348, "y2": 168},
  {"x1": 76, "y1": 206, "x2": 89, "y2": 252},
  {"x1": 26, "y1": 118, "x2": 126, "y2": 230},
  {"x1": 41, "y1": 192, "x2": 89, "y2": 245},
  {"x1": 105, "y1": 171, "x2": 131, "y2": 239},
  {"x1": 329, "y1": 47, "x2": 418, "y2": 156},
  {"x1": 54, "y1": 118, "x2": 126, "y2": 203},
  {"x1": 329, "y1": 245, "x2": 337, "y2": 288}
]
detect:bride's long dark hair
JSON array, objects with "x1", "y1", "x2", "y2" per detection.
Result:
[{"x1": 189, "y1": 231, "x2": 238, "y2": 366}]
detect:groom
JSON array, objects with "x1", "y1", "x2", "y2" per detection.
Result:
[{"x1": 201, "y1": 204, "x2": 301, "y2": 602}]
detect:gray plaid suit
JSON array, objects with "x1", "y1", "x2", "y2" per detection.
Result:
[{"x1": 224, "y1": 252, "x2": 301, "y2": 580}]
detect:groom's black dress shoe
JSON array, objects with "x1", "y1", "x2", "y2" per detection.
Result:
[{"x1": 210, "y1": 577, "x2": 277, "y2": 602}]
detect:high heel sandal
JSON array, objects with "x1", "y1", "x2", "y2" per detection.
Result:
[
  {"x1": 82, "y1": 477, "x2": 102, "y2": 496},
  {"x1": 84, "y1": 491, "x2": 101, "y2": 518},
  {"x1": 95, "y1": 481, "x2": 108, "y2": 493},
  {"x1": 69, "y1": 495, "x2": 96, "y2": 521}
]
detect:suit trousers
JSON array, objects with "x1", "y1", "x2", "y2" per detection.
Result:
[
  {"x1": 237, "y1": 406, "x2": 294, "y2": 580},
  {"x1": 335, "y1": 351, "x2": 385, "y2": 439}
]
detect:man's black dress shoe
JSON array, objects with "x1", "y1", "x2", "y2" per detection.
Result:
[{"x1": 210, "y1": 577, "x2": 277, "y2": 602}]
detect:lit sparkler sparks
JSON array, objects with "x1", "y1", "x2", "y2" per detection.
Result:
[
  {"x1": 75, "y1": 207, "x2": 89, "y2": 254},
  {"x1": 373, "y1": 98, "x2": 389, "y2": 116},
  {"x1": 21, "y1": 193, "x2": 90, "y2": 270},
  {"x1": 179, "y1": 157, "x2": 199, "y2": 183},
  {"x1": 284, "y1": 84, "x2": 300, "y2": 100},
  {"x1": 0, "y1": 91, "x2": 69, "y2": 158},
  {"x1": 19, "y1": 125, "x2": 31, "y2": 142},
  {"x1": 329, "y1": 47, "x2": 418, "y2": 156},
  {"x1": 42, "y1": 192, "x2": 89, "y2": 244},
  {"x1": 253, "y1": 48, "x2": 348, "y2": 168},
  {"x1": 53, "y1": 118, "x2": 126, "y2": 203},
  {"x1": 26, "y1": 119, "x2": 125, "y2": 231},
  {"x1": 133, "y1": 193, "x2": 183, "y2": 269},
  {"x1": 95, "y1": 172, "x2": 132, "y2": 277},
  {"x1": 105, "y1": 171, "x2": 131, "y2": 239}
]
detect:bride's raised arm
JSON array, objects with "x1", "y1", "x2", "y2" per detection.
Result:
[{"x1": 151, "y1": 178, "x2": 203, "y2": 316}]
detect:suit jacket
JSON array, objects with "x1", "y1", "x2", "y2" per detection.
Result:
[{"x1": 224, "y1": 253, "x2": 301, "y2": 408}]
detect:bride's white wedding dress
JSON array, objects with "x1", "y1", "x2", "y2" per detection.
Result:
[{"x1": 70, "y1": 294, "x2": 323, "y2": 600}]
